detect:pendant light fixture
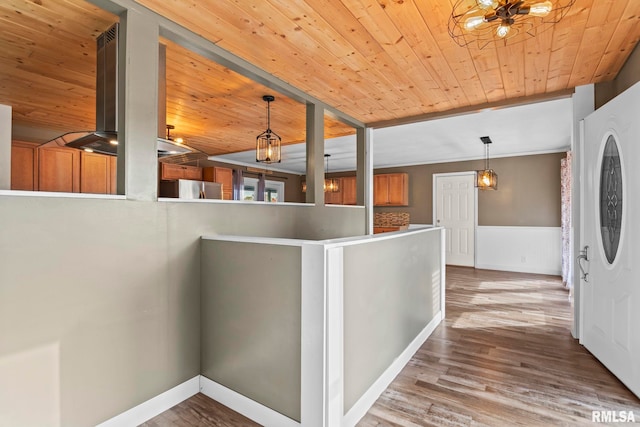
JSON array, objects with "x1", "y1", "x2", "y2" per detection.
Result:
[
  {"x1": 301, "y1": 155, "x2": 341, "y2": 193},
  {"x1": 476, "y1": 136, "x2": 498, "y2": 190},
  {"x1": 256, "y1": 95, "x2": 282, "y2": 164},
  {"x1": 324, "y1": 154, "x2": 340, "y2": 193}
]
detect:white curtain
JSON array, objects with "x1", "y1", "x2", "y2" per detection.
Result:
[{"x1": 561, "y1": 152, "x2": 573, "y2": 289}]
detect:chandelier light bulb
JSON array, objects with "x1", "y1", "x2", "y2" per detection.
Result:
[
  {"x1": 529, "y1": 1, "x2": 553, "y2": 17},
  {"x1": 464, "y1": 15, "x2": 485, "y2": 30},
  {"x1": 478, "y1": 0, "x2": 495, "y2": 8},
  {"x1": 496, "y1": 23, "x2": 511, "y2": 38},
  {"x1": 482, "y1": 173, "x2": 491, "y2": 186}
]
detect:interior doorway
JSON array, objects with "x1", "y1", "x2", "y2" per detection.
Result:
[{"x1": 433, "y1": 172, "x2": 477, "y2": 267}]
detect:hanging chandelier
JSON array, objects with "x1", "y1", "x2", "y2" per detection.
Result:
[
  {"x1": 476, "y1": 136, "x2": 498, "y2": 190},
  {"x1": 324, "y1": 154, "x2": 340, "y2": 193},
  {"x1": 301, "y1": 154, "x2": 340, "y2": 193},
  {"x1": 448, "y1": 0, "x2": 576, "y2": 49},
  {"x1": 256, "y1": 95, "x2": 282, "y2": 164}
]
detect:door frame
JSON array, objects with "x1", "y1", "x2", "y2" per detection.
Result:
[
  {"x1": 576, "y1": 81, "x2": 640, "y2": 397},
  {"x1": 432, "y1": 171, "x2": 478, "y2": 267}
]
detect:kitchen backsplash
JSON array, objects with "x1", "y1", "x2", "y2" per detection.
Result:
[{"x1": 374, "y1": 212, "x2": 410, "y2": 226}]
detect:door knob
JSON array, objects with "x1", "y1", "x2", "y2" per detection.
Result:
[{"x1": 577, "y1": 245, "x2": 589, "y2": 283}]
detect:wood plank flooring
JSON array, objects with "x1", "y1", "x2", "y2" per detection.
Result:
[
  {"x1": 139, "y1": 392, "x2": 259, "y2": 427},
  {"x1": 141, "y1": 267, "x2": 640, "y2": 426}
]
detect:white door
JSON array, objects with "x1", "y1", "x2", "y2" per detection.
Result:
[
  {"x1": 434, "y1": 173, "x2": 476, "y2": 267},
  {"x1": 580, "y1": 82, "x2": 640, "y2": 397}
]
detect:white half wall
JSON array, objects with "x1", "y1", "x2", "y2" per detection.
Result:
[{"x1": 476, "y1": 226, "x2": 562, "y2": 276}]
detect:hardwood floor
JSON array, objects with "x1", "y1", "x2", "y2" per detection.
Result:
[
  {"x1": 141, "y1": 267, "x2": 640, "y2": 426},
  {"x1": 359, "y1": 267, "x2": 640, "y2": 426},
  {"x1": 139, "y1": 392, "x2": 259, "y2": 427}
]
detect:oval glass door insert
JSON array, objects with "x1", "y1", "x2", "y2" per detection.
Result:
[{"x1": 599, "y1": 135, "x2": 623, "y2": 264}]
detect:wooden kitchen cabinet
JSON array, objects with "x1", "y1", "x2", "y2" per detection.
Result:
[
  {"x1": 160, "y1": 163, "x2": 202, "y2": 181},
  {"x1": 204, "y1": 166, "x2": 233, "y2": 200},
  {"x1": 80, "y1": 151, "x2": 117, "y2": 194},
  {"x1": 374, "y1": 173, "x2": 408, "y2": 206},
  {"x1": 11, "y1": 141, "x2": 38, "y2": 191},
  {"x1": 183, "y1": 166, "x2": 203, "y2": 180},
  {"x1": 37, "y1": 146, "x2": 80, "y2": 193},
  {"x1": 341, "y1": 176, "x2": 357, "y2": 205}
]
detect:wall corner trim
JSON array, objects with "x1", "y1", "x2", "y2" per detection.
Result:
[
  {"x1": 94, "y1": 374, "x2": 301, "y2": 427},
  {"x1": 199, "y1": 375, "x2": 301, "y2": 427},
  {"x1": 95, "y1": 376, "x2": 199, "y2": 427}
]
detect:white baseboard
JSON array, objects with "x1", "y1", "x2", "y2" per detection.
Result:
[
  {"x1": 199, "y1": 375, "x2": 300, "y2": 427},
  {"x1": 95, "y1": 311, "x2": 442, "y2": 427},
  {"x1": 95, "y1": 376, "x2": 199, "y2": 427},
  {"x1": 475, "y1": 262, "x2": 561, "y2": 276},
  {"x1": 342, "y1": 311, "x2": 443, "y2": 427}
]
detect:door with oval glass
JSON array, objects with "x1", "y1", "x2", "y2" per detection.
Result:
[{"x1": 580, "y1": 82, "x2": 640, "y2": 397}]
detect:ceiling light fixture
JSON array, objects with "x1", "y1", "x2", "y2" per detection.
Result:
[
  {"x1": 324, "y1": 154, "x2": 340, "y2": 193},
  {"x1": 256, "y1": 95, "x2": 282, "y2": 164},
  {"x1": 448, "y1": 0, "x2": 575, "y2": 49},
  {"x1": 476, "y1": 136, "x2": 498, "y2": 190},
  {"x1": 301, "y1": 154, "x2": 341, "y2": 193},
  {"x1": 165, "y1": 124, "x2": 184, "y2": 144}
]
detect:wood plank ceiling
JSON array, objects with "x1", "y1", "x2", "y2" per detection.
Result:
[{"x1": 1, "y1": 0, "x2": 640, "y2": 156}]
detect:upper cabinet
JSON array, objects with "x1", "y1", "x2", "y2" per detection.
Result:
[
  {"x1": 12, "y1": 143, "x2": 117, "y2": 194},
  {"x1": 11, "y1": 141, "x2": 38, "y2": 191},
  {"x1": 341, "y1": 176, "x2": 357, "y2": 205},
  {"x1": 38, "y1": 146, "x2": 80, "y2": 193},
  {"x1": 160, "y1": 163, "x2": 202, "y2": 181},
  {"x1": 204, "y1": 166, "x2": 233, "y2": 200},
  {"x1": 374, "y1": 173, "x2": 409, "y2": 206},
  {"x1": 304, "y1": 173, "x2": 408, "y2": 206}
]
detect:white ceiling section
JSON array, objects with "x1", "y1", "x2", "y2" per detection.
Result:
[{"x1": 212, "y1": 97, "x2": 573, "y2": 175}]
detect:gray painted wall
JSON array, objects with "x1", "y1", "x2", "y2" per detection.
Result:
[
  {"x1": 201, "y1": 240, "x2": 302, "y2": 421},
  {"x1": 0, "y1": 195, "x2": 364, "y2": 426},
  {"x1": 342, "y1": 230, "x2": 442, "y2": 413},
  {"x1": 370, "y1": 152, "x2": 565, "y2": 226},
  {"x1": 596, "y1": 42, "x2": 640, "y2": 108}
]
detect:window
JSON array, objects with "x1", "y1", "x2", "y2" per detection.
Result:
[{"x1": 241, "y1": 177, "x2": 285, "y2": 202}]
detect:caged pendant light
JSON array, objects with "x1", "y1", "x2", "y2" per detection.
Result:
[
  {"x1": 476, "y1": 136, "x2": 498, "y2": 190},
  {"x1": 301, "y1": 154, "x2": 341, "y2": 193},
  {"x1": 256, "y1": 95, "x2": 282, "y2": 164},
  {"x1": 324, "y1": 154, "x2": 340, "y2": 193}
]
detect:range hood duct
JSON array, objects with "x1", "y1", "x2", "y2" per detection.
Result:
[{"x1": 45, "y1": 23, "x2": 200, "y2": 158}]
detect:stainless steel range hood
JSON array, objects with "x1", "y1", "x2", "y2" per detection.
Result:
[{"x1": 44, "y1": 23, "x2": 197, "y2": 158}]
